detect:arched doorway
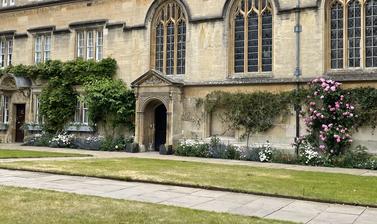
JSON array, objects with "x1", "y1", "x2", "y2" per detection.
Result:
[
  {"x1": 142, "y1": 99, "x2": 168, "y2": 151},
  {"x1": 154, "y1": 104, "x2": 167, "y2": 150}
]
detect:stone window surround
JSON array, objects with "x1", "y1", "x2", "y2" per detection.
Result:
[
  {"x1": 0, "y1": 35, "x2": 13, "y2": 68},
  {"x1": 32, "y1": 33, "x2": 52, "y2": 64},
  {"x1": 74, "y1": 28, "x2": 103, "y2": 61}
]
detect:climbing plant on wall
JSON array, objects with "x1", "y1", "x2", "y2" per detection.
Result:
[
  {"x1": 3, "y1": 58, "x2": 135, "y2": 133},
  {"x1": 202, "y1": 83, "x2": 377, "y2": 152},
  {"x1": 203, "y1": 91, "x2": 294, "y2": 146},
  {"x1": 85, "y1": 78, "x2": 136, "y2": 134}
]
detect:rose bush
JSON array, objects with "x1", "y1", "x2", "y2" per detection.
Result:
[{"x1": 304, "y1": 78, "x2": 357, "y2": 156}]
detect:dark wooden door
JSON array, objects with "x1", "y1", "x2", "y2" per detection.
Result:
[
  {"x1": 15, "y1": 104, "x2": 25, "y2": 143},
  {"x1": 154, "y1": 104, "x2": 167, "y2": 151}
]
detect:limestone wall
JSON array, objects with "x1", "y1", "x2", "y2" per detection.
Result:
[{"x1": 0, "y1": 0, "x2": 329, "y2": 85}]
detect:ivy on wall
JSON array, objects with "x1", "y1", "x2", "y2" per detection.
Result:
[
  {"x1": 85, "y1": 79, "x2": 136, "y2": 133},
  {"x1": 2, "y1": 58, "x2": 135, "y2": 133}
]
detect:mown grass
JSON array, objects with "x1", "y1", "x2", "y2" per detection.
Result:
[
  {"x1": 0, "y1": 186, "x2": 292, "y2": 224},
  {"x1": 0, "y1": 149, "x2": 89, "y2": 159},
  {"x1": 0, "y1": 157, "x2": 376, "y2": 206}
]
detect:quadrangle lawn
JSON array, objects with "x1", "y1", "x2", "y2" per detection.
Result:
[
  {"x1": 0, "y1": 149, "x2": 90, "y2": 159},
  {"x1": 0, "y1": 157, "x2": 376, "y2": 206},
  {"x1": 0, "y1": 186, "x2": 292, "y2": 224}
]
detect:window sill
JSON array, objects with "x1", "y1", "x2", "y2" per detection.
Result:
[
  {"x1": 24, "y1": 124, "x2": 42, "y2": 131},
  {"x1": 228, "y1": 72, "x2": 273, "y2": 79},
  {"x1": 325, "y1": 69, "x2": 377, "y2": 82},
  {"x1": 66, "y1": 125, "x2": 94, "y2": 133}
]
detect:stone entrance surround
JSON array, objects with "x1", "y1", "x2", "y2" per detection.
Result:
[{"x1": 132, "y1": 70, "x2": 184, "y2": 151}]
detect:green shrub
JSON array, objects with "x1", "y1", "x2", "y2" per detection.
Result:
[
  {"x1": 271, "y1": 150, "x2": 298, "y2": 164},
  {"x1": 332, "y1": 146, "x2": 377, "y2": 169},
  {"x1": 23, "y1": 133, "x2": 53, "y2": 147},
  {"x1": 99, "y1": 136, "x2": 134, "y2": 151}
]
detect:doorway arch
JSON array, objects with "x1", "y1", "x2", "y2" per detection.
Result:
[{"x1": 142, "y1": 99, "x2": 168, "y2": 151}]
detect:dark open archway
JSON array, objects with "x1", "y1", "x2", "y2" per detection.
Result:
[{"x1": 154, "y1": 104, "x2": 167, "y2": 150}]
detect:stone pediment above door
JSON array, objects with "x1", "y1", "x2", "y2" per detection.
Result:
[{"x1": 131, "y1": 69, "x2": 184, "y2": 88}]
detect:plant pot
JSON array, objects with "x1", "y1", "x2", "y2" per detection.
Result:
[
  {"x1": 126, "y1": 143, "x2": 139, "y2": 153},
  {"x1": 159, "y1": 145, "x2": 167, "y2": 155},
  {"x1": 167, "y1": 145, "x2": 174, "y2": 155}
]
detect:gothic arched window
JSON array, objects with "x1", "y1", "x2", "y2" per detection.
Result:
[
  {"x1": 152, "y1": 1, "x2": 187, "y2": 75},
  {"x1": 231, "y1": 0, "x2": 273, "y2": 74},
  {"x1": 329, "y1": 0, "x2": 377, "y2": 69}
]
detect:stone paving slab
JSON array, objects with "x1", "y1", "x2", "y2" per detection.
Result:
[{"x1": 0, "y1": 169, "x2": 375, "y2": 224}]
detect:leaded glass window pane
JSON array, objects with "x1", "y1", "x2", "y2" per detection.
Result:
[
  {"x1": 34, "y1": 36, "x2": 42, "y2": 64},
  {"x1": 330, "y1": 2, "x2": 344, "y2": 69},
  {"x1": 248, "y1": 12, "x2": 258, "y2": 72},
  {"x1": 262, "y1": 9, "x2": 273, "y2": 72},
  {"x1": 348, "y1": 1, "x2": 361, "y2": 68},
  {"x1": 77, "y1": 32, "x2": 85, "y2": 58},
  {"x1": 166, "y1": 22, "x2": 175, "y2": 75},
  {"x1": 234, "y1": 13, "x2": 245, "y2": 73},
  {"x1": 86, "y1": 31, "x2": 94, "y2": 60},
  {"x1": 44, "y1": 35, "x2": 51, "y2": 62},
  {"x1": 0, "y1": 41, "x2": 5, "y2": 68},
  {"x1": 177, "y1": 21, "x2": 186, "y2": 75},
  {"x1": 155, "y1": 23, "x2": 164, "y2": 73},
  {"x1": 366, "y1": 0, "x2": 377, "y2": 67},
  {"x1": 7, "y1": 40, "x2": 12, "y2": 66}
]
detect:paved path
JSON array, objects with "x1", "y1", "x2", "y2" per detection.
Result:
[
  {"x1": 0, "y1": 169, "x2": 375, "y2": 224},
  {"x1": 1, "y1": 143, "x2": 377, "y2": 176}
]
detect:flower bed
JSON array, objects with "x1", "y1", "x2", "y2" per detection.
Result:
[
  {"x1": 24, "y1": 132, "x2": 137, "y2": 152},
  {"x1": 175, "y1": 137, "x2": 377, "y2": 170},
  {"x1": 176, "y1": 137, "x2": 290, "y2": 163}
]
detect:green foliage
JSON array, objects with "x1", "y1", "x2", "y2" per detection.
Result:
[
  {"x1": 2, "y1": 58, "x2": 131, "y2": 133},
  {"x1": 348, "y1": 87, "x2": 377, "y2": 130},
  {"x1": 99, "y1": 136, "x2": 135, "y2": 151},
  {"x1": 204, "y1": 91, "x2": 292, "y2": 143},
  {"x1": 332, "y1": 146, "x2": 377, "y2": 170},
  {"x1": 40, "y1": 80, "x2": 78, "y2": 132},
  {"x1": 6, "y1": 58, "x2": 117, "y2": 84},
  {"x1": 85, "y1": 79, "x2": 136, "y2": 131}
]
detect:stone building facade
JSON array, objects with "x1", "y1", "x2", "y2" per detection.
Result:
[{"x1": 0, "y1": 0, "x2": 376, "y2": 152}]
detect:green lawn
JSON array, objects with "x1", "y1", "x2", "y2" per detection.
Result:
[
  {"x1": 0, "y1": 157, "x2": 376, "y2": 206},
  {"x1": 0, "y1": 186, "x2": 291, "y2": 224},
  {"x1": 0, "y1": 149, "x2": 90, "y2": 159}
]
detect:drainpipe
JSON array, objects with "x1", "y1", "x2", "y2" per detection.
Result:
[{"x1": 294, "y1": 0, "x2": 302, "y2": 156}]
